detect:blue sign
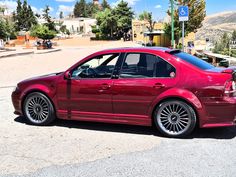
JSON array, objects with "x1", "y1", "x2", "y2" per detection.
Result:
[{"x1": 179, "y1": 6, "x2": 189, "y2": 21}]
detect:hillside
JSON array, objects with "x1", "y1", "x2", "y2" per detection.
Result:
[{"x1": 196, "y1": 11, "x2": 236, "y2": 42}]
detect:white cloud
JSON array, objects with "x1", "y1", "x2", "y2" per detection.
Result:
[
  {"x1": 55, "y1": 0, "x2": 75, "y2": 2},
  {"x1": 49, "y1": 7, "x2": 54, "y2": 12},
  {"x1": 32, "y1": 6, "x2": 54, "y2": 15},
  {"x1": 31, "y1": 6, "x2": 39, "y2": 14},
  {"x1": 112, "y1": 0, "x2": 139, "y2": 7},
  {"x1": 56, "y1": 5, "x2": 74, "y2": 16},
  {"x1": 58, "y1": 5, "x2": 73, "y2": 13},
  {"x1": 0, "y1": 0, "x2": 17, "y2": 14},
  {"x1": 155, "y1": 4, "x2": 162, "y2": 9}
]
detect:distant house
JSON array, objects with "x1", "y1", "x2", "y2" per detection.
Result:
[
  {"x1": 132, "y1": 20, "x2": 171, "y2": 47},
  {"x1": 56, "y1": 18, "x2": 97, "y2": 35},
  {"x1": 0, "y1": 5, "x2": 11, "y2": 19}
]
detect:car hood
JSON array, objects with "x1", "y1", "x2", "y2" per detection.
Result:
[{"x1": 18, "y1": 72, "x2": 63, "y2": 85}]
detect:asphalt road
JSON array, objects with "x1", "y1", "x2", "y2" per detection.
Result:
[{"x1": 1, "y1": 46, "x2": 236, "y2": 177}]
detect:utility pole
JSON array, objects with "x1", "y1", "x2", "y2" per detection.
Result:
[
  {"x1": 171, "y1": 0, "x2": 175, "y2": 48},
  {"x1": 182, "y1": 21, "x2": 185, "y2": 52}
]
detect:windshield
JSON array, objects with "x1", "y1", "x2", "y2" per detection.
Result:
[{"x1": 173, "y1": 52, "x2": 214, "y2": 70}]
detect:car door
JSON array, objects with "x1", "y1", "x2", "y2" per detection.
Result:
[
  {"x1": 56, "y1": 53, "x2": 120, "y2": 120},
  {"x1": 112, "y1": 52, "x2": 178, "y2": 124}
]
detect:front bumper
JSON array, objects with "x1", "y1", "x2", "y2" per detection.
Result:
[{"x1": 11, "y1": 88, "x2": 23, "y2": 115}]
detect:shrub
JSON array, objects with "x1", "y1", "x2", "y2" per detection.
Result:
[{"x1": 30, "y1": 25, "x2": 56, "y2": 40}]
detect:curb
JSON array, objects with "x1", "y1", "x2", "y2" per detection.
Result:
[
  {"x1": 35, "y1": 48, "x2": 62, "y2": 54},
  {"x1": 0, "y1": 51, "x2": 34, "y2": 59},
  {"x1": 0, "y1": 48, "x2": 62, "y2": 59}
]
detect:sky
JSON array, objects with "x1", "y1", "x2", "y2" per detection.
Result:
[{"x1": 1, "y1": 0, "x2": 236, "y2": 20}]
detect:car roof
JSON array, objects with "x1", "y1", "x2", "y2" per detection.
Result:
[{"x1": 100, "y1": 47, "x2": 176, "y2": 54}]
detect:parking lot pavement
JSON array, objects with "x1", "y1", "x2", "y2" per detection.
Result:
[
  {"x1": 2, "y1": 87, "x2": 236, "y2": 177},
  {"x1": 4, "y1": 130, "x2": 236, "y2": 177},
  {"x1": 1, "y1": 44, "x2": 236, "y2": 177},
  {"x1": 0, "y1": 87, "x2": 161, "y2": 176}
]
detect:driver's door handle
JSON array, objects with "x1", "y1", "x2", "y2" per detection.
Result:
[{"x1": 101, "y1": 83, "x2": 111, "y2": 90}]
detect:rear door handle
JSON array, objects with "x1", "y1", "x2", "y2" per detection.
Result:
[{"x1": 153, "y1": 83, "x2": 165, "y2": 89}]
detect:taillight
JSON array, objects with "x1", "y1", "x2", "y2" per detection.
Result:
[{"x1": 225, "y1": 80, "x2": 236, "y2": 94}]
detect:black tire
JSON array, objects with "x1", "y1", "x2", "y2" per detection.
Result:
[
  {"x1": 23, "y1": 92, "x2": 56, "y2": 125},
  {"x1": 154, "y1": 100, "x2": 196, "y2": 138}
]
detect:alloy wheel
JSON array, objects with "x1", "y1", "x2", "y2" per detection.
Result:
[
  {"x1": 24, "y1": 94, "x2": 50, "y2": 124},
  {"x1": 156, "y1": 101, "x2": 194, "y2": 136}
]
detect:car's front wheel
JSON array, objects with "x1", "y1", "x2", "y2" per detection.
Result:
[
  {"x1": 154, "y1": 100, "x2": 196, "y2": 138},
  {"x1": 23, "y1": 92, "x2": 56, "y2": 125}
]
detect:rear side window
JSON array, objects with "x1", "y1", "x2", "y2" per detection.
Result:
[
  {"x1": 173, "y1": 52, "x2": 214, "y2": 70},
  {"x1": 120, "y1": 53, "x2": 176, "y2": 78}
]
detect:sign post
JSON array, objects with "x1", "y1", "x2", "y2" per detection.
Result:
[
  {"x1": 179, "y1": 6, "x2": 189, "y2": 52},
  {"x1": 171, "y1": 0, "x2": 175, "y2": 48}
]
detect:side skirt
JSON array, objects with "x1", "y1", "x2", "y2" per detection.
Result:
[{"x1": 57, "y1": 110, "x2": 152, "y2": 126}]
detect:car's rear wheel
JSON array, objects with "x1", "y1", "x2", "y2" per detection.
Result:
[
  {"x1": 23, "y1": 92, "x2": 56, "y2": 125},
  {"x1": 154, "y1": 100, "x2": 196, "y2": 138}
]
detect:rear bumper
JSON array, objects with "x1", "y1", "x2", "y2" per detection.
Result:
[{"x1": 200, "y1": 96, "x2": 236, "y2": 128}]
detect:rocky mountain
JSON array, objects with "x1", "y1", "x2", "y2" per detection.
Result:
[{"x1": 196, "y1": 11, "x2": 236, "y2": 42}]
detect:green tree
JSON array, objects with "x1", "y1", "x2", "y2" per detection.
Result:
[
  {"x1": 139, "y1": 11, "x2": 156, "y2": 32},
  {"x1": 232, "y1": 30, "x2": 236, "y2": 41},
  {"x1": 213, "y1": 32, "x2": 230, "y2": 55},
  {"x1": 60, "y1": 25, "x2": 67, "y2": 34},
  {"x1": 165, "y1": 0, "x2": 206, "y2": 45},
  {"x1": 30, "y1": 25, "x2": 56, "y2": 40},
  {"x1": 0, "y1": 19, "x2": 7, "y2": 39},
  {"x1": 74, "y1": 0, "x2": 87, "y2": 17},
  {"x1": 96, "y1": 8, "x2": 117, "y2": 38},
  {"x1": 26, "y1": 5, "x2": 37, "y2": 28},
  {"x1": 0, "y1": 19, "x2": 16, "y2": 40},
  {"x1": 139, "y1": 11, "x2": 150, "y2": 21},
  {"x1": 139, "y1": 11, "x2": 156, "y2": 44},
  {"x1": 0, "y1": 7, "x2": 5, "y2": 14},
  {"x1": 13, "y1": 0, "x2": 37, "y2": 31},
  {"x1": 42, "y1": 5, "x2": 56, "y2": 31},
  {"x1": 113, "y1": 0, "x2": 134, "y2": 38},
  {"x1": 93, "y1": 0, "x2": 134, "y2": 39},
  {"x1": 59, "y1": 11, "x2": 63, "y2": 19},
  {"x1": 101, "y1": 0, "x2": 110, "y2": 10},
  {"x1": 5, "y1": 20, "x2": 17, "y2": 39},
  {"x1": 86, "y1": 2, "x2": 100, "y2": 18}
]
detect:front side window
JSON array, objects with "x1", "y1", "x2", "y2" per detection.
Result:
[
  {"x1": 71, "y1": 53, "x2": 119, "y2": 79},
  {"x1": 120, "y1": 53, "x2": 176, "y2": 78}
]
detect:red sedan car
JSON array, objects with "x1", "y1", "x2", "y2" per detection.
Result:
[{"x1": 12, "y1": 47, "x2": 236, "y2": 137}]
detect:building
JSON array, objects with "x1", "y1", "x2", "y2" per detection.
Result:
[
  {"x1": 0, "y1": 5, "x2": 11, "y2": 20},
  {"x1": 132, "y1": 19, "x2": 171, "y2": 47},
  {"x1": 56, "y1": 18, "x2": 97, "y2": 35}
]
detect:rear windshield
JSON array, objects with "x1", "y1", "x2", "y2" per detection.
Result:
[{"x1": 173, "y1": 52, "x2": 214, "y2": 70}]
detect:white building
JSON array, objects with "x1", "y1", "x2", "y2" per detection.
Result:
[
  {"x1": 37, "y1": 17, "x2": 97, "y2": 35},
  {"x1": 56, "y1": 18, "x2": 97, "y2": 34}
]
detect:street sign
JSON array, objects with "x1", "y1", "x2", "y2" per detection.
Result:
[
  {"x1": 178, "y1": 6, "x2": 189, "y2": 52},
  {"x1": 179, "y1": 6, "x2": 189, "y2": 21}
]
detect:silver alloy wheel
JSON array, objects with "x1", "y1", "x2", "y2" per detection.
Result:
[
  {"x1": 25, "y1": 95, "x2": 50, "y2": 124},
  {"x1": 157, "y1": 102, "x2": 192, "y2": 136}
]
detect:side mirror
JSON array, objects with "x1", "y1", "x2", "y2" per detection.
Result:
[{"x1": 64, "y1": 71, "x2": 71, "y2": 80}]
